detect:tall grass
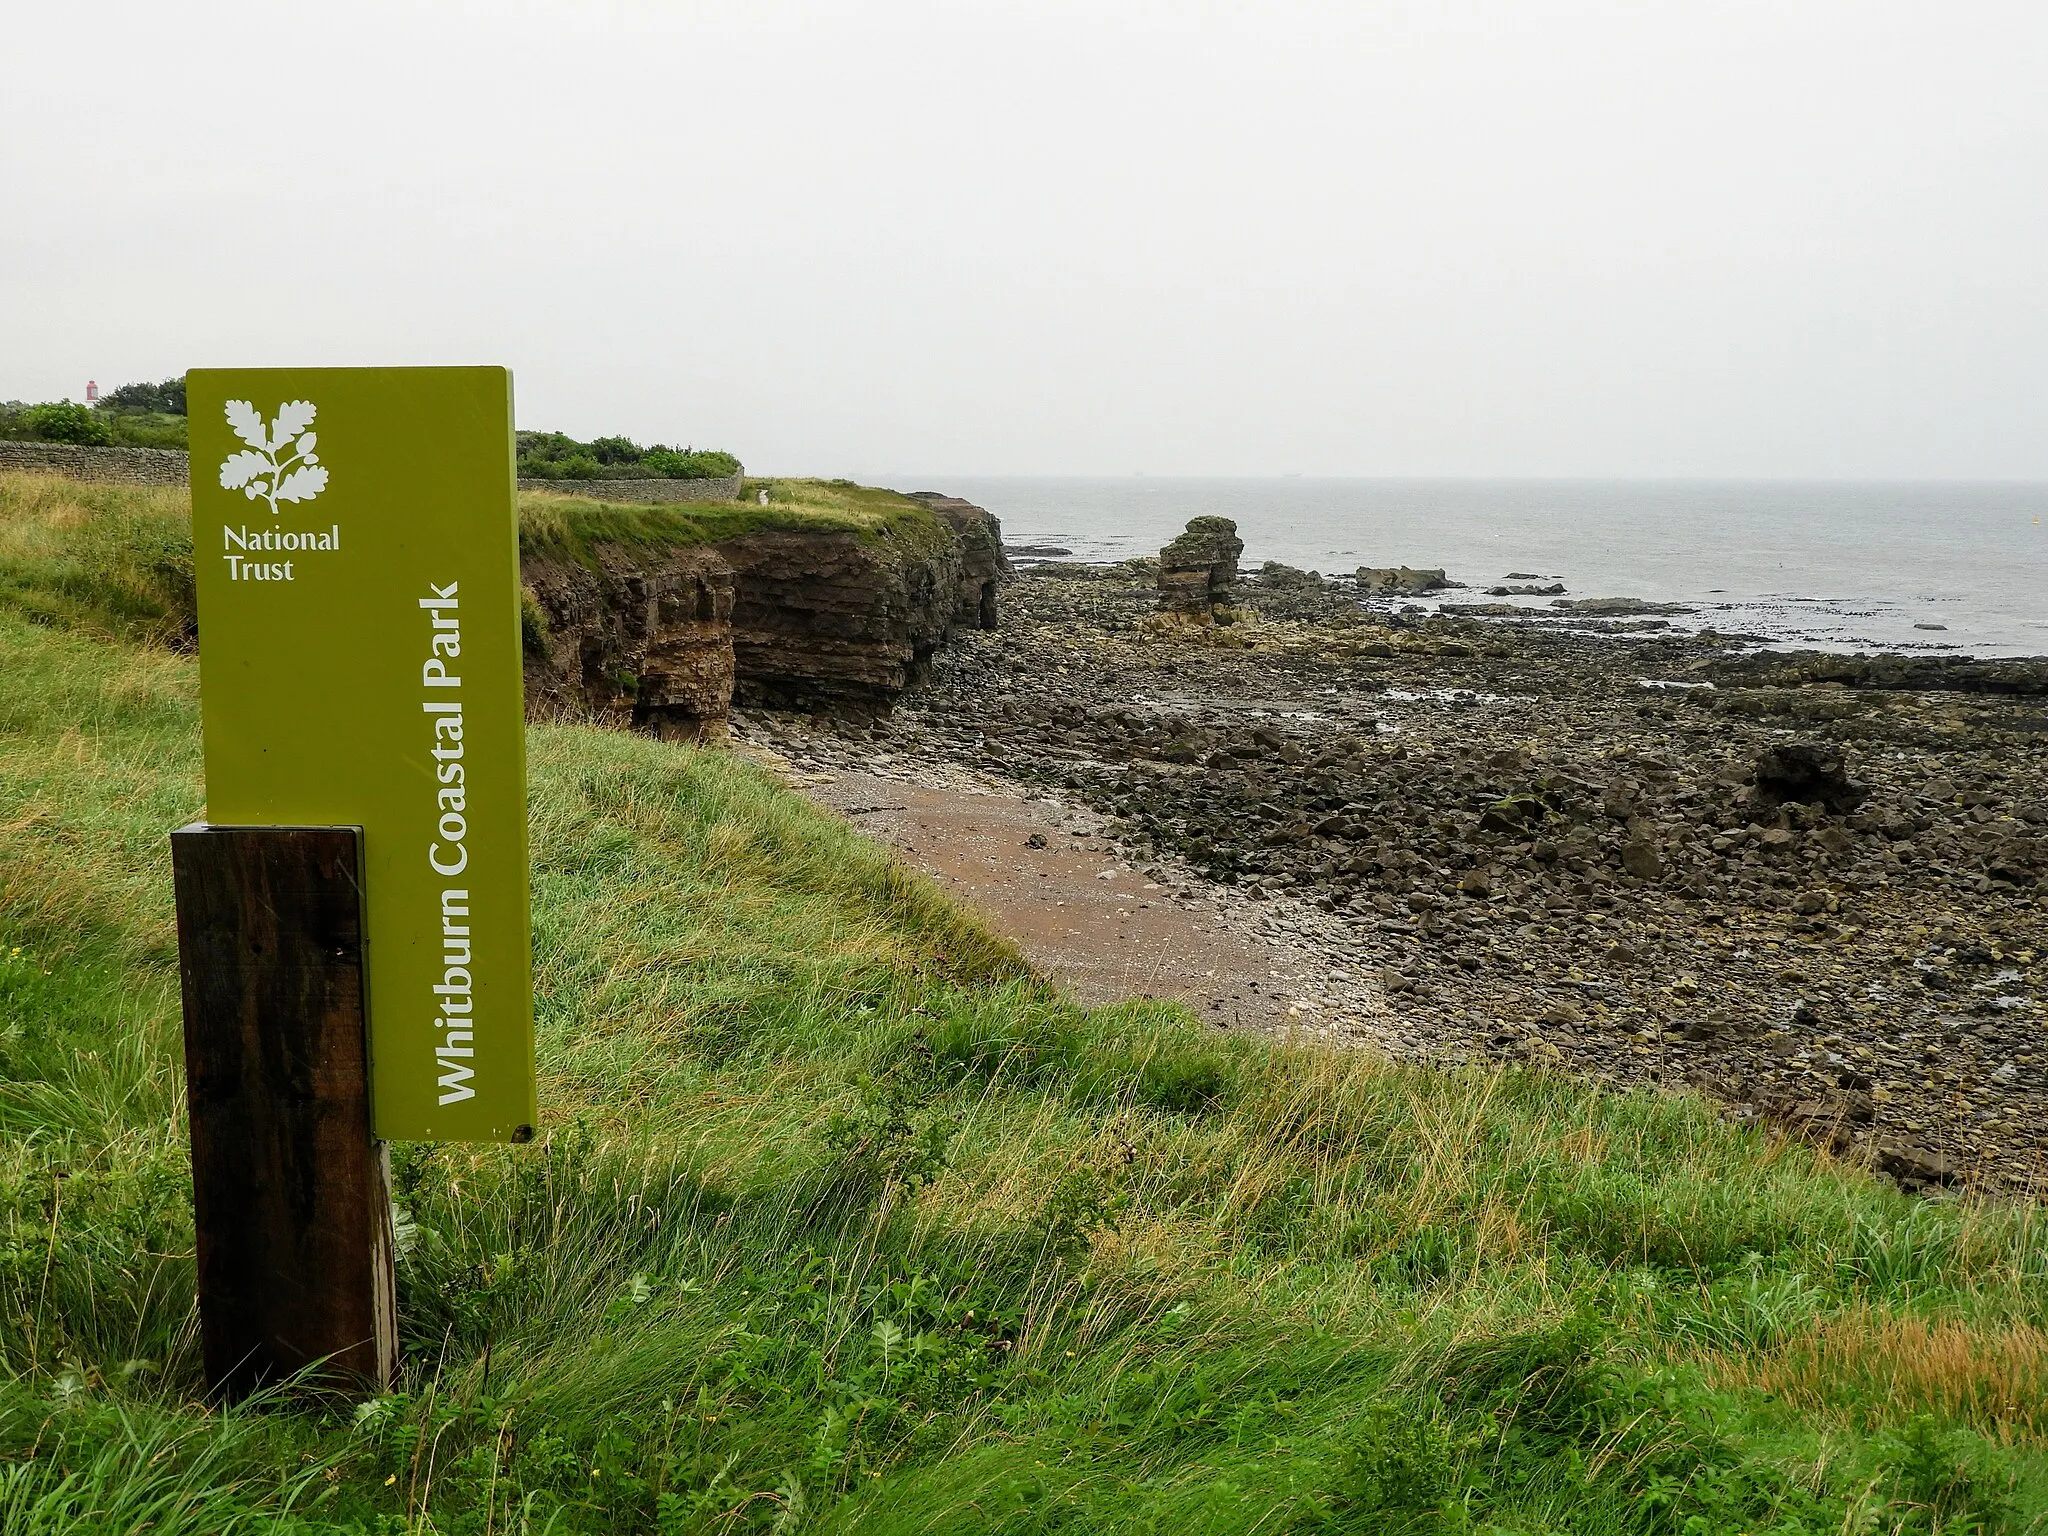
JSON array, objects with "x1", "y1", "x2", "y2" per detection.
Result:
[
  {"x1": 0, "y1": 475, "x2": 194, "y2": 646},
  {"x1": 2, "y1": 495, "x2": 2047, "y2": 1530},
  {"x1": 0, "y1": 470, "x2": 949, "y2": 652}
]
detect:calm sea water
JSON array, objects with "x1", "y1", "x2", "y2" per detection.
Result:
[{"x1": 915, "y1": 478, "x2": 2048, "y2": 658}]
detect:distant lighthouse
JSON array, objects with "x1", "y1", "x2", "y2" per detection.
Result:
[{"x1": 85, "y1": 380, "x2": 98, "y2": 405}]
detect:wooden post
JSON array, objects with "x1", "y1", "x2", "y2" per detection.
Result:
[{"x1": 171, "y1": 823, "x2": 398, "y2": 1401}]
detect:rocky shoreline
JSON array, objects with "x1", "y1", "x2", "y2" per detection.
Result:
[{"x1": 734, "y1": 533, "x2": 2048, "y2": 1195}]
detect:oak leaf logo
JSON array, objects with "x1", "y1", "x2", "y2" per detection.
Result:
[{"x1": 218, "y1": 400, "x2": 329, "y2": 514}]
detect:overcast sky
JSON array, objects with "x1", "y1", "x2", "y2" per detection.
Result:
[{"x1": 5, "y1": 1, "x2": 2045, "y2": 477}]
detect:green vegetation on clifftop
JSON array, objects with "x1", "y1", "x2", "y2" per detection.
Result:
[
  {"x1": 516, "y1": 431, "x2": 740, "y2": 483},
  {"x1": 1, "y1": 477, "x2": 2047, "y2": 1532},
  {"x1": 519, "y1": 477, "x2": 953, "y2": 568},
  {"x1": 0, "y1": 473, "x2": 951, "y2": 649},
  {"x1": 1, "y1": 385, "x2": 740, "y2": 465}
]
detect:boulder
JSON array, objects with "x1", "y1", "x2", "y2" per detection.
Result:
[
  {"x1": 1254, "y1": 561, "x2": 1324, "y2": 589},
  {"x1": 1479, "y1": 795, "x2": 1546, "y2": 835},
  {"x1": 1875, "y1": 1142, "x2": 1964, "y2": 1187},
  {"x1": 1985, "y1": 836, "x2": 2043, "y2": 886},
  {"x1": 1357, "y1": 566, "x2": 1451, "y2": 597},
  {"x1": 1620, "y1": 839, "x2": 1664, "y2": 879},
  {"x1": 1158, "y1": 517, "x2": 1244, "y2": 622},
  {"x1": 1752, "y1": 742, "x2": 1871, "y2": 814}
]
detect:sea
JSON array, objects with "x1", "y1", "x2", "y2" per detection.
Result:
[{"x1": 917, "y1": 478, "x2": 2048, "y2": 659}]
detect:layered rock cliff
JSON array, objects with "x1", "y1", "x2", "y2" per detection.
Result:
[
  {"x1": 519, "y1": 487, "x2": 1005, "y2": 732},
  {"x1": 719, "y1": 527, "x2": 959, "y2": 712},
  {"x1": 906, "y1": 491, "x2": 1010, "y2": 630},
  {"x1": 522, "y1": 544, "x2": 736, "y2": 740}
]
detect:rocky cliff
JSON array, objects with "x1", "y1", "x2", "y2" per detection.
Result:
[
  {"x1": 522, "y1": 544, "x2": 737, "y2": 741},
  {"x1": 905, "y1": 491, "x2": 1010, "y2": 630},
  {"x1": 519, "y1": 487, "x2": 1005, "y2": 730},
  {"x1": 720, "y1": 527, "x2": 961, "y2": 712}
]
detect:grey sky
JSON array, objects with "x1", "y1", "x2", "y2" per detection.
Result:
[{"x1": 6, "y1": 1, "x2": 2045, "y2": 477}]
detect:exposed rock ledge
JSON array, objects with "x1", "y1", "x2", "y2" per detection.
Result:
[{"x1": 520, "y1": 492, "x2": 1007, "y2": 738}]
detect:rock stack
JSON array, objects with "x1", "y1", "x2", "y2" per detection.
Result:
[{"x1": 1157, "y1": 517, "x2": 1244, "y2": 623}]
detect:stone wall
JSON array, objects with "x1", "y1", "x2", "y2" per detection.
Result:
[
  {"x1": 516, "y1": 474, "x2": 744, "y2": 504},
  {"x1": 0, "y1": 441, "x2": 748, "y2": 505},
  {"x1": 0, "y1": 440, "x2": 190, "y2": 485}
]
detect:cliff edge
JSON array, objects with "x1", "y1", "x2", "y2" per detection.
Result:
[{"x1": 518, "y1": 479, "x2": 1005, "y2": 737}]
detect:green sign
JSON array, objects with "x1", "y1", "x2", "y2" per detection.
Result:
[{"x1": 188, "y1": 367, "x2": 535, "y2": 1142}]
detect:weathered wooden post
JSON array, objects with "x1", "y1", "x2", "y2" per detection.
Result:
[
  {"x1": 177, "y1": 367, "x2": 537, "y2": 1401},
  {"x1": 173, "y1": 824, "x2": 397, "y2": 1400}
]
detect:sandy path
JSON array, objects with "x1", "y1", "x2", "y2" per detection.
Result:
[{"x1": 781, "y1": 764, "x2": 1389, "y2": 1038}]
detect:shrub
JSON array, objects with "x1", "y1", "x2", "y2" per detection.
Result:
[
  {"x1": 22, "y1": 400, "x2": 113, "y2": 445},
  {"x1": 0, "y1": 397, "x2": 184, "y2": 449},
  {"x1": 516, "y1": 430, "x2": 739, "y2": 481},
  {"x1": 1319, "y1": 1405, "x2": 1454, "y2": 1531},
  {"x1": 92, "y1": 379, "x2": 191, "y2": 449},
  {"x1": 643, "y1": 446, "x2": 742, "y2": 479}
]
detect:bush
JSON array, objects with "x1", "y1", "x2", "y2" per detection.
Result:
[
  {"x1": 94, "y1": 378, "x2": 190, "y2": 448},
  {"x1": 21, "y1": 401, "x2": 113, "y2": 445},
  {"x1": 0, "y1": 381, "x2": 191, "y2": 450},
  {"x1": 643, "y1": 446, "x2": 742, "y2": 479},
  {"x1": 516, "y1": 430, "x2": 739, "y2": 481}
]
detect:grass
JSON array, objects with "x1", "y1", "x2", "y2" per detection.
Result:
[
  {"x1": 0, "y1": 472, "x2": 950, "y2": 651},
  {"x1": 95, "y1": 410, "x2": 190, "y2": 452},
  {"x1": 3, "y1": 478, "x2": 2048, "y2": 1531},
  {"x1": 0, "y1": 475, "x2": 195, "y2": 646},
  {"x1": 518, "y1": 477, "x2": 954, "y2": 570}
]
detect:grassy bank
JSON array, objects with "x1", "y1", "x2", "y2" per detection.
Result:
[
  {"x1": 519, "y1": 477, "x2": 953, "y2": 569},
  {"x1": 2, "y1": 477, "x2": 2048, "y2": 1532},
  {"x1": 0, "y1": 472, "x2": 950, "y2": 650}
]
